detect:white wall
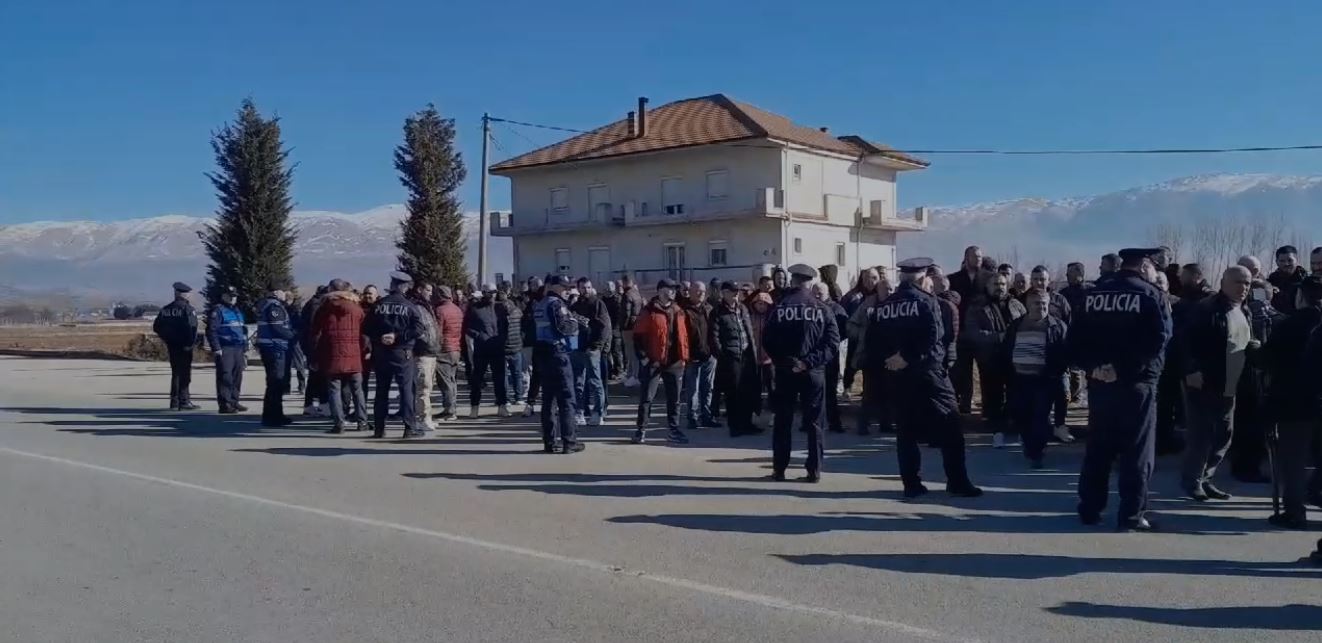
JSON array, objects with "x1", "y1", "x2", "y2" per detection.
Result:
[
  {"x1": 784, "y1": 149, "x2": 899, "y2": 225},
  {"x1": 780, "y1": 221, "x2": 901, "y2": 288},
  {"x1": 504, "y1": 144, "x2": 781, "y2": 230}
]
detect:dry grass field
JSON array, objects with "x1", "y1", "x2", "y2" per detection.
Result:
[{"x1": 0, "y1": 322, "x2": 157, "y2": 356}]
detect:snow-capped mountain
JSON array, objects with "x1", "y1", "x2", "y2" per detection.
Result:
[
  {"x1": 0, "y1": 206, "x2": 513, "y2": 303},
  {"x1": 902, "y1": 173, "x2": 1322, "y2": 269}
]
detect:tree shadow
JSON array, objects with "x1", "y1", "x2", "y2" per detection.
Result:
[
  {"x1": 1045, "y1": 601, "x2": 1322, "y2": 630},
  {"x1": 775, "y1": 552, "x2": 1322, "y2": 580}
]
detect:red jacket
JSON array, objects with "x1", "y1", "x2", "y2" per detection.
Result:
[
  {"x1": 632, "y1": 298, "x2": 690, "y2": 365},
  {"x1": 435, "y1": 300, "x2": 464, "y2": 354},
  {"x1": 311, "y1": 291, "x2": 368, "y2": 376}
]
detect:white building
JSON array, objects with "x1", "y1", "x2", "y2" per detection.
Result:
[{"x1": 490, "y1": 94, "x2": 929, "y2": 289}]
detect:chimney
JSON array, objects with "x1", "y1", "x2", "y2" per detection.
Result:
[
  {"x1": 626, "y1": 111, "x2": 636, "y2": 137},
  {"x1": 636, "y1": 96, "x2": 649, "y2": 137}
]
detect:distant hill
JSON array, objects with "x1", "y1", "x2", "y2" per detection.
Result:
[{"x1": 0, "y1": 206, "x2": 512, "y2": 303}]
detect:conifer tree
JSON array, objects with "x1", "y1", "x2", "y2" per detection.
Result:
[{"x1": 395, "y1": 104, "x2": 468, "y2": 287}]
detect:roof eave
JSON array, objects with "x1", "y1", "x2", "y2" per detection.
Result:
[{"x1": 489, "y1": 136, "x2": 771, "y2": 174}]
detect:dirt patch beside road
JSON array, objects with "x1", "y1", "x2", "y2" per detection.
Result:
[{"x1": 0, "y1": 323, "x2": 154, "y2": 356}]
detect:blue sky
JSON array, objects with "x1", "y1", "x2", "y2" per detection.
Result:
[{"x1": 3, "y1": 0, "x2": 1322, "y2": 223}]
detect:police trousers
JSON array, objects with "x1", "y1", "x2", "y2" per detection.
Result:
[
  {"x1": 539, "y1": 347, "x2": 577, "y2": 447},
  {"x1": 1078, "y1": 380, "x2": 1156, "y2": 523},
  {"x1": 1277, "y1": 419, "x2": 1322, "y2": 518},
  {"x1": 258, "y1": 347, "x2": 289, "y2": 423},
  {"x1": 215, "y1": 348, "x2": 246, "y2": 412},
  {"x1": 772, "y1": 366, "x2": 825, "y2": 476},
  {"x1": 894, "y1": 371, "x2": 972, "y2": 490},
  {"x1": 374, "y1": 356, "x2": 419, "y2": 437},
  {"x1": 167, "y1": 346, "x2": 193, "y2": 406}
]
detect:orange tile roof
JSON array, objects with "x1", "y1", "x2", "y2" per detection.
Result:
[{"x1": 489, "y1": 94, "x2": 927, "y2": 172}]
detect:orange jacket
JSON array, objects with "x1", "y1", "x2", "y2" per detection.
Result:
[{"x1": 632, "y1": 298, "x2": 690, "y2": 365}]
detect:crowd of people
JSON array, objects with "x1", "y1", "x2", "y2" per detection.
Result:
[{"x1": 151, "y1": 244, "x2": 1322, "y2": 532}]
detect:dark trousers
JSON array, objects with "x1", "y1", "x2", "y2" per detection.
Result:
[
  {"x1": 1229, "y1": 377, "x2": 1266, "y2": 477},
  {"x1": 328, "y1": 373, "x2": 367, "y2": 428},
  {"x1": 951, "y1": 341, "x2": 976, "y2": 414},
  {"x1": 437, "y1": 351, "x2": 459, "y2": 413},
  {"x1": 214, "y1": 348, "x2": 245, "y2": 411},
  {"x1": 843, "y1": 340, "x2": 859, "y2": 391},
  {"x1": 469, "y1": 348, "x2": 508, "y2": 407},
  {"x1": 857, "y1": 369, "x2": 895, "y2": 432},
  {"x1": 1078, "y1": 381, "x2": 1157, "y2": 523},
  {"x1": 539, "y1": 348, "x2": 577, "y2": 447},
  {"x1": 894, "y1": 372, "x2": 971, "y2": 489},
  {"x1": 504, "y1": 352, "x2": 526, "y2": 403},
  {"x1": 1051, "y1": 374, "x2": 1069, "y2": 427},
  {"x1": 1277, "y1": 419, "x2": 1322, "y2": 518},
  {"x1": 303, "y1": 370, "x2": 327, "y2": 408},
  {"x1": 977, "y1": 358, "x2": 1009, "y2": 430},
  {"x1": 374, "y1": 357, "x2": 419, "y2": 436},
  {"x1": 715, "y1": 351, "x2": 754, "y2": 433},
  {"x1": 1011, "y1": 372, "x2": 1055, "y2": 461},
  {"x1": 167, "y1": 346, "x2": 193, "y2": 406},
  {"x1": 528, "y1": 349, "x2": 543, "y2": 407},
  {"x1": 637, "y1": 362, "x2": 683, "y2": 431},
  {"x1": 752, "y1": 363, "x2": 775, "y2": 416},
  {"x1": 1180, "y1": 389, "x2": 1236, "y2": 490},
  {"x1": 1156, "y1": 367, "x2": 1185, "y2": 449},
  {"x1": 289, "y1": 344, "x2": 307, "y2": 393},
  {"x1": 258, "y1": 347, "x2": 289, "y2": 423},
  {"x1": 772, "y1": 367, "x2": 825, "y2": 476},
  {"x1": 824, "y1": 353, "x2": 843, "y2": 431},
  {"x1": 609, "y1": 329, "x2": 624, "y2": 379}
]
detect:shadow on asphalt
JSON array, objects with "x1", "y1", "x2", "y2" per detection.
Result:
[
  {"x1": 3, "y1": 406, "x2": 355, "y2": 439},
  {"x1": 1045, "y1": 601, "x2": 1322, "y2": 630},
  {"x1": 776, "y1": 552, "x2": 1322, "y2": 580},
  {"x1": 233, "y1": 447, "x2": 544, "y2": 457}
]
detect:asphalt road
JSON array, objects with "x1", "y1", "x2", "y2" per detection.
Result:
[{"x1": 0, "y1": 356, "x2": 1318, "y2": 642}]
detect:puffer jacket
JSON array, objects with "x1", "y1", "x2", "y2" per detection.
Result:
[
  {"x1": 310, "y1": 291, "x2": 368, "y2": 376},
  {"x1": 464, "y1": 298, "x2": 502, "y2": 354},
  {"x1": 434, "y1": 299, "x2": 463, "y2": 354},
  {"x1": 682, "y1": 300, "x2": 713, "y2": 361},
  {"x1": 963, "y1": 294, "x2": 1026, "y2": 362},
  {"x1": 497, "y1": 298, "x2": 524, "y2": 355},
  {"x1": 621, "y1": 287, "x2": 645, "y2": 331},
  {"x1": 411, "y1": 297, "x2": 440, "y2": 357},
  {"x1": 633, "y1": 297, "x2": 689, "y2": 365},
  {"x1": 709, "y1": 299, "x2": 755, "y2": 358}
]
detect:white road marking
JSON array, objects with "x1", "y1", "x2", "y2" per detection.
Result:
[{"x1": 0, "y1": 446, "x2": 966, "y2": 642}]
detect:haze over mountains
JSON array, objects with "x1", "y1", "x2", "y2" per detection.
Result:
[{"x1": 1, "y1": 173, "x2": 1318, "y2": 304}]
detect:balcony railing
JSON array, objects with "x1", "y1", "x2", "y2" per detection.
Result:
[{"x1": 495, "y1": 188, "x2": 785, "y2": 234}]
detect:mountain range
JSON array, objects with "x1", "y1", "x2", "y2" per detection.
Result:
[{"x1": 0, "y1": 206, "x2": 513, "y2": 305}]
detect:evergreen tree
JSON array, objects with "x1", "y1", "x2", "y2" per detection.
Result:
[
  {"x1": 395, "y1": 104, "x2": 468, "y2": 288},
  {"x1": 200, "y1": 99, "x2": 297, "y2": 318}
]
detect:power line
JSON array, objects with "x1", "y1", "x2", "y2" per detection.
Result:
[{"x1": 495, "y1": 122, "x2": 544, "y2": 152}]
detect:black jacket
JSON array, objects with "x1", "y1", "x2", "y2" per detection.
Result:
[
  {"x1": 571, "y1": 295, "x2": 611, "y2": 352},
  {"x1": 709, "y1": 300, "x2": 755, "y2": 358},
  {"x1": 1263, "y1": 306, "x2": 1322, "y2": 421},
  {"x1": 601, "y1": 292, "x2": 625, "y2": 333},
  {"x1": 762, "y1": 287, "x2": 839, "y2": 371},
  {"x1": 497, "y1": 298, "x2": 524, "y2": 355},
  {"x1": 365, "y1": 292, "x2": 424, "y2": 363},
  {"x1": 1058, "y1": 282, "x2": 1091, "y2": 320},
  {"x1": 463, "y1": 299, "x2": 502, "y2": 354},
  {"x1": 1001, "y1": 316, "x2": 1070, "y2": 379},
  {"x1": 1067, "y1": 270, "x2": 1172, "y2": 383},
  {"x1": 948, "y1": 268, "x2": 981, "y2": 314},
  {"x1": 682, "y1": 300, "x2": 714, "y2": 361},
  {"x1": 1178, "y1": 292, "x2": 1259, "y2": 395},
  {"x1": 962, "y1": 295, "x2": 1027, "y2": 362},
  {"x1": 521, "y1": 295, "x2": 540, "y2": 348},
  {"x1": 1268, "y1": 266, "x2": 1307, "y2": 314},
  {"x1": 823, "y1": 298, "x2": 848, "y2": 358},
  {"x1": 153, "y1": 299, "x2": 198, "y2": 349}
]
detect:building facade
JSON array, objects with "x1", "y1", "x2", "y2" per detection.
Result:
[{"x1": 490, "y1": 94, "x2": 928, "y2": 289}]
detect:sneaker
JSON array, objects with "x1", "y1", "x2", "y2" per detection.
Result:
[
  {"x1": 667, "y1": 429, "x2": 690, "y2": 444},
  {"x1": 1184, "y1": 485, "x2": 1210, "y2": 502},
  {"x1": 233, "y1": 404, "x2": 248, "y2": 412},
  {"x1": 700, "y1": 417, "x2": 723, "y2": 429},
  {"x1": 574, "y1": 413, "x2": 587, "y2": 427},
  {"x1": 631, "y1": 429, "x2": 646, "y2": 444},
  {"x1": 992, "y1": 432, "x2": 1007, "y2": 449},
  {"x1": 1202, "y1": 483, "x2": 1233, "y2": 500},
  {"x1": 435, "y1": 411, "x2": 455, "y2": 422},
  {"x1": 624, "y1": 377, "x2": 640, "y2": 388},
  {"x1": 180, "y1": 402, "x2": 202, "y2": 411},
  {"x1": 1117, "y1": 517, "x2": 1156, "y2": 532},
  {"x1": 169, "y1": 403, "x2": 181, "y2": 411},
  {"x1": 839, "y1": 390, "x2": 852, "y2": 402},
  {"x1": 497, "y1": 404, "x2": 512, "y2": 418},
  {"x1": 798, "y1": 473, "x2": 821, "y2": 484},
  {"x1": 588, "y1": 413, "x2": 602, "y2": 426},
  {"x1": 327, "y1": 425, "x2": 345, "y2": 434},
  {"x1": 563, "y1": 442, "x2": 586, "y2": 454},
  {"x1": 468, "y1": 406, "x2": 480, "y2": 419},
  {"x1": 1053, "y1": 425, "x2": 1075, "y2": 443},
  {"x1": 1078, "y1": 512, "x2": 1102, "y2": 526},
  {"x1": 770, "y1": 471, "x2": 787, "y2": 482},
  {"x1": 1267, "y1": 513, "x2": 1308, "y2": 530},
  {"x1": 355, "y1": 421, "x2": 368, "y2": 432},
  {"x1": 522, "y1": 403, "x2": 535, "y2": 418},
  {"x1": 402, "y1": 430, "x2": 431, "y2": 439}
]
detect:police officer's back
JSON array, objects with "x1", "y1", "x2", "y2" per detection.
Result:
[
  {"x1": 533, "y1": 275, "x2": 587, "y2": 453},
  {"x1": 154, "y1": 281, "x2": 200, "y2": 410},
  {"x1": 207, "y1": 286, "x2": 249, "y2": 414},
  {"x1": 762, "y1": 264, "x2": 839, "y2": 482},
  {"x1": 255, "y1": 284, "x2": 296, "y2": 426},
  {"x1": 365, "y1": 273, "x2": 427, "y2": 438}
]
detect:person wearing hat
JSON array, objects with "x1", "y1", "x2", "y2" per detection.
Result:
[
  {"x1": 864, "y1": 258, "x2": 981, "y2": 498},
  {"x1": 408, "y1": 281, "x2": 441, "y2": 431},
  {"x1": 206, "y1": 285, "x2": 250, "y2": 415},
  {"x1": 710, "y1": 280, "x2": 761, "y2": 437},
  {"x1": 630, "y1": 278, "x2": 691, "y2": 444},
  {"x1": 310, "y1": 278, "x2": 370, "y2": 433},
  {"x1": 520, "y1": 276, "x2": 545, "y2": 417},
  {"x1": 760, "y1": 264, "x2": 838, "y2": 482},
  {"x1": 1259, "y1": 274, "x2": 1322, "y2": 529},
  {"x1": 365, "y1": 272, "x2": 428, "y2": 439},
  {"x1": 153, "y1": 281, "x2": 201, "y2": 410},
  {"x1": 297, "y1": 284, "x2": 331, "y2": 417},
  {"x1": 255, "y1": 281, "x2": 296, "y2": 427},
  {"x1": 464, "y1": 282, "x2": 511, "y2": 419},
  {"x1": 811, "y1": 281, "x2": 850, "y2": 434},
  {"x1": 533, "y1": 274, "x2": 588, "y2": 453},
  {"x1": 571, "y1": 277, "x2": 612, "y2": 427},
  {"x1": 1070, "y1": 248, "x2": 1172, "y2": 531}
]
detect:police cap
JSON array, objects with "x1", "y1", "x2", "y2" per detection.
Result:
[
  {"x1": 545, "y1": 274, "x2": 569, "y2": 287},
  {"x1": 220, "y1": 285, "x2": 237, "y2": 297},
  {"x1": 1118, "y1": 248, "x2": 1163, "y2": 262},
  {"x1": 787, "y1": 264, "x2": 818, "y2": 279},
  {"x1": 897, "y1": 257, "x2": 936, "y2": 274},
  {"x1": 266, "y1": 280, "x2": 286, "y2": 292},
  {"x1": 172, "y1": 281, "x2": 192, "y2": 293},
  {"x1": 656, "y1": 278, "x2": 678, "y2": 290},
  {"x1": 720, "y1": 280, "x2": 739, "y2": 292},
  {"x1": 389, "y1": 271, "x2": 413, "y2": 285}
]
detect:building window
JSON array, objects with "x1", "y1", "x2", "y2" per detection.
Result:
[
  {"x1": 705, "y1": 170, "x2": 728, "y2": 200},
  {"x1": 555, "y1": 248, "x2": 571, "y2": 275},
  {"x1": 664, "y1": 243, "x2": 686, "y2": 280},
  {"x1": 793, "y1": 237, "x2": 803, "y2": 255},
  {"x1": 709, "y1": 241, "x2": 728, "y2": 267},
  {"x1": 588, "y1": 184, "x2": 610, "y2": 221},
  {"x1": 835, "y1": 242, "x2": 846, "y2": 266},
  {"x1": 550, "y1": 187, "x2": 568, "y2": 212},
  {"x1": 661, "y1": 177, "x2": 684, "y2": 215},
  {"x1": 792, "y1": 164, "x2": 802, "y2": 183}
]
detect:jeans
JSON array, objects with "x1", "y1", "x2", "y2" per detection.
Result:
[
  {"x1": 621, "y1": 330, "x2": 639, "y2": 380},
  {"x1": 327, "y1": 373, "x2": 367, "y2": 427},
  {"x1": 681, "y1": 356, "x2": 716, "y2": 428},
  {"x1": 504, "y1": 351, "x2": 526, "y2": 403},
  {"x1": 572, "y1": 350, "x2": 605, "y2": 417},
  {"x1": 415, "y1": 355, "x2": 437, "y2": 429},
  {"x1": 469, "y1": 348, "x2": 508, "y2": 407},
  {"x1": 1181, "y1": 389, "x2": 1236, "y2": 490},
  {"x1": 637, "y1": 361, "x2": 683, "y2": 431},
  {"x1": 857, "y1": 369, "x2": 895, "y2": 432},
  {"x1": 436, "y1": 351, "x2": 459, "y2": 413}
]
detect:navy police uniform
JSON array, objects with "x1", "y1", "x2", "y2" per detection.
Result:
[
  {"x1": 534, "y1": 275, "x2": 585, "y2": 453},
  {"x1": 1069, "y1": 248, "x2": 1172, "y2": 530},
  {"x1": 207, "y1": 287, "x2": 249, "y2": 413},
  {"x1": 865, "y1": 259, "x2": 979, "y2": 497},
  {"x1": 255, "y1": 292, "x2": 295, "y2": 426},
  {"x1": 762, "y1": 265, "x2": 839, "y2": 481},
  {"x1": 153, "y1": 282, "x2": 200, "y2": 410},
  {"x1": 366, "y1": 273, "x2": 427, "y2": 439}
]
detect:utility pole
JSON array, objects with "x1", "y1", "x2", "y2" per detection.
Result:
[{"x1": 477, "y1": 113, "x2": 491, "y2": 286}]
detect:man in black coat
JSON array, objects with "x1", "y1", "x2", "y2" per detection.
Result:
[{"x1": 153, "y1": 282, "x2": 200, "y2": 410}]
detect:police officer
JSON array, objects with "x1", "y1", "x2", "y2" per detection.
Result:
[
  {"x1": 533, "y1": 275, "x2": 587, "y2": 454},
  {"x1": 207, "y1": 285, "x2": 249, "y2": 414},
  {"x1": 366, "y1": 272, "x2": 428, "y2": 439},
  {"x1": 1070, "y1": 248, "x2": 1172, "y2": 531},
  {"x1": 866, "y1": 258, "x2": 982, "y2": 498},
  {"x1": 153, "y1": 281, "x2": 200, "y2": 410},
  {"x1": 255, "y1": 282, "x2": 296, "y2": 427},
  {"x1": 762, "y1": 264, "x2": 839, "y2": 482}
]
